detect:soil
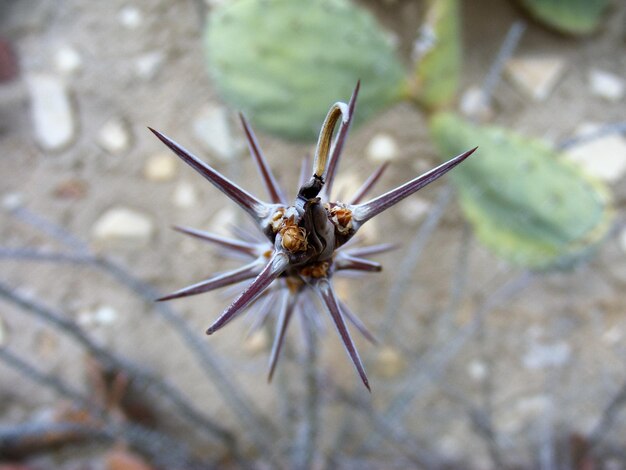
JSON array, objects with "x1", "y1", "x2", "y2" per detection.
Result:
[{"x1": 0, "y1": 0, "x2": 625, "y2": 468}]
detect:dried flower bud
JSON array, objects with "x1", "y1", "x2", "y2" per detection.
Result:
[
  {"x1": 270, "y1": 209, "x2": 284, "y2": 232},
  {"x1": 300, "y1": 261, "x2": 330, "y2": 278},
  {"x1": 330, "y1": 206, "x2": 353, "y2": 234},
  {"x1": 280, "y1": 225, "x2": 308, "y2": 252}
]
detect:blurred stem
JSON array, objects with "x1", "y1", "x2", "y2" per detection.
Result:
[
  {"x1": 588, "y1": 378, "x2": 626, "y2": 451},
  {"x1": 379, "y1": 186, "x2": 452, "y2": 342},
  {"x1": 0, "y1": 348, "x2": 207, "y2": 469},
  {"x1": 293, "y1": 321, "x2": 319, "y2": 470},
  {"x1": 4, "y1": 206, "x2": 280, "y2": 462},
  {"x1": 479, "y1": 21, "x2": 527, "y2": 111},
  {"x1": 0, "y1": 280, "x2": 236, "y2": 448},
  {"x1": 360, "y1": 270, "x2": 535, "y2": 454}
]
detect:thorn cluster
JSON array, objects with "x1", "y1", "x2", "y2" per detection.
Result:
[{"x1": 150, "y1": 82, "x2": 476, "y2": 390}]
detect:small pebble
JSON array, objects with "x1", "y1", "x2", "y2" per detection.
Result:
[
  {"x1": 106, "y1": 448, "x2": 152, "y2": 470},
  {"x1": 0, "y1": 315, "x2": 6, "y2": 346},
  {"x1": 397, "y1": 198, "x2": 431, "y2": 225},
  {"x1": 332, "y1": 174, "x2": 362, "y2": 201},
  {"x1": 27, "y1": 74, "x2": 76, "y2": 151},
  {"x1": 522, "y1": 341, "x2": 571, "y2": 370},
  {"x1": 98, "y1": 118, "x2": 131, "y2": 155},
  {"x1": 53, "y1": 179, "x2": 88, "y2": 199},
  {"x1": 467, "y1": 359, "x2": 488, "y2": 381},
  {"x1": 366, "y1": 133, "x2": 398, "y2": 163},
  {"x1": 78, "y1": 305, "x2": 118, "y2": 327},
  {"x1": 143, "y1": 153, "x2": 177, "y2": 182},
  {"x1": 589, "y1": 69, "x2": 624, "y2": 102},
  {"x1": 134, "y1": 51, "x2": 165, "y2": 81},
  {"x1": 243, "y1": 329, "x2": 269, "y2": 355},
  {"x1": 118, "y1": 6, "x2": 143, "y2": 29},
  {"x1": 565, "y1": 123, "x2": 626, "y2": 183},
  {"x1": 515, "y1": 395, "x2": 552, "y2": 416},
  {"x1": 459, "y1": 86, "x2": 494, "y2": 121},
  {"x1": 619, "y1": 227, "x2": 626, "y2": 254},
  {"x1": 210, "y1": 207, "x2": 237, "y2": 235},
  {"x1": 92, "y1": 207, "x2": 154, "y2": 243},
  {"x1": 173, "y1": 182, "x2": 198, "y2": 208},
  {"x1": 54, "y1": 46, "x2": 82, "y2": 75},
  {"x1": 37, "y1": 330, "x2": 59, "y2": 356},
  {"x1": 193, "y1": 104, "x2": 240, "y2": 161},
  {"x1": 602, "y1": 326, "x2": 622, "y2": 345},
  {"x1": 2, "y1": 192, "x2": 23, "y2": 211},
  {"x1": 373, "y1": 347, "x2": 405, "y2": 378},
  {"x1": 505, "y1": 56, "x2": 566, "y2": 101}
]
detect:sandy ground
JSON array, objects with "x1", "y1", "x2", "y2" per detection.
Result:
[{"x1": 1, "y1": 0, "x2": 625, "y2": 468}]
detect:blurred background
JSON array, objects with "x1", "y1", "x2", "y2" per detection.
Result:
[{"x1": 0, "y1": 0, "x2": 625, "y2": 468}]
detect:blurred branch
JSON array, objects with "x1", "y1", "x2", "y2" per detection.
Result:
[
  {"x1": 331, "y1": 385, "x2": 453, "y2": 469},
  {"x1": 479, "y1": 21, "x2": 527, "y2": 110},
  {"x1": 0, "y1": 421, "x2": 109, "y2": 458},
  {"x1": 379, "y1": 186, "x2": 452, "y2": 341},
  {"x1": 0, "y1": 280, "x2": 235, "y2": 449},
  {"x1": 558, "y1": 122, "x2": 626, "y2": 150},
  {"x1": 4, "y1": 206, "x2": 281, "y2": 462},
  {"x1": 588, "y1": 377, "x2": 626, "y2": 451},
  {"x1": 362, "y1": 271, "x2": 535, "y2": 454},
  {"x1": 0, "y1": 348, "x2": 208, "y2": 469},
  {"x1": 292, "y1": 323, "x2": 319, "y2": 470}
]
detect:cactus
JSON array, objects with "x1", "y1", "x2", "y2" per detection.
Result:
[
  {"x1": 516, "y1": 0, "x2": 611, "y2": 35},
  {"x1": 430, "y1": 113, "x2": 613, "y2": 270},
  {"x1": 205, "y1": 0, "x2": 407, "y2": 141},
  {"x1": 412, "y1": 0, "x2": 461, "y2": 109}
]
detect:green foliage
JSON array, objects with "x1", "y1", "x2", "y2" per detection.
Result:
[
  {"x1": 205, "y1": 0, "x2": 407, "y2": 141},
  {"x1": 517, "y1": 0, "x2": 611, "y2": 35},
  {"x1": 413, "y1": 0, "x2": 461, "y2": 109},
  {"x1": 430, "y1": 113, "x2": 613, "y2": 270}
]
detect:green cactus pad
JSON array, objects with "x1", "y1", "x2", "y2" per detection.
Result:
[
  {"x1": 205, "y1": 0, "x2": 407, "y2": 141},
  {"x1": 430, "y1": 113, "x2": 613, "y2": 270},
  {"x1": 517, "y1": 0, "x2": 611, "y2": 35},
  {"x1": 413, "y1": 0, "x2": 461, "y2": 109}
]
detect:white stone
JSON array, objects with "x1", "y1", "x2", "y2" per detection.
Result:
[
  {"x1": 602, "y1": 326, "x2": 622, "y2": 345},
  {"x1": 366, "y1": 133, "x2": 398, "y2": 163},
  {"x1": 589, "y1": 69, "x2": 624, "y2": 102},
  {"x1": 173, "y1": 182, "x2": 198, "y2": 208},
  {"x1": 210, "y1": 207, "x2": 237, "y2": 236},
  {"x1": 98, "y1": 118, "x2": 131, "y2": 155},
  {"x1": 616, "y1": 230, "x2": 626, "y2": 260},
  {"x1": 27, "y1": 74, "x2": 76, "y2": 151},
  {"x1": 398, "y1": 198, "x2": 431, "y2": 225},
  {"x1": 2, "y1": 192, "x2": 23, "y2": 211},
  {"x1": 373, "y1": 347, "x2": 405, "y2": 378},
  {"x1": 459, "y1": 86, "x2": 493, "y2": 121},
  {"x1": 505, "y1": 56, "x2": 566, "y2": 101},
  {"x1": 54, "y1": 46, "x2": 82, "y2": 74},
  {"x1": 193, "y1": 105, "x2": 240, "y2": 161},
  {"x1": 0, "y1": 315, "x2": 6, "y2": 346},
  {"x1": 92, "y1": 207, "x2": 154, "y2": 243},
  {"x1": 243, "y1": 330, "x2": 269, "y2": 355},
  {"x1": 118, "y1": 6, "x2": 142, "y2": 29},
  {"x1": 333, "y1": 174, "x2": 362, "y2": 201},
  {"x1": 522, "y1": 341, "x2": 571, "y2": 370},
  {"x1": 143, "y1": 153, "x2": 177, "y2": 182},
  {"x1": 78, "y1": 305, "x2": 118, "y2": 326},
  {"x1": 565, "y1": 123, "x2": 626, "y2": 183},
  {"x1": 467, "y1": 359, "x2": 488, "y2": 381},
  {"x1": 134, "y1": 51, "x2": 165, "y2": 81},
  {"x1": 515, "y1": 395, "x2": 552, "y2": 416}
]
